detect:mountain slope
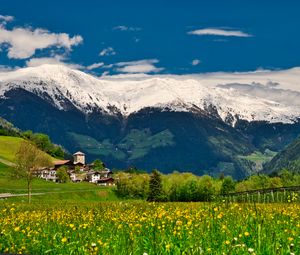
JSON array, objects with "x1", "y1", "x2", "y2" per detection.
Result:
[
  {"x1": 1, "y1": 64, "x2": 300, "y2": 124},
  {"x1": 1, "y1": 64, "x2": 300, "y2": 177},
  {"x1": 264, "y1": 135, "x2": 300, "y2": 174}
]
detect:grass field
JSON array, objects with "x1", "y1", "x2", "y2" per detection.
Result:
[{"x1": 0, "y1": 201, "x2": 299, "y2": 254}]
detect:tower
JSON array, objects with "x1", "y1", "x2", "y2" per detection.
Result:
[{"x1": 73, "y1": 151, "x2": 85, "y2": 165}]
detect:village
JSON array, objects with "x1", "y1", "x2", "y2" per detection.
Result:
[{"x1": 38, "y1": 151, "x2": 115, "y2": 186}]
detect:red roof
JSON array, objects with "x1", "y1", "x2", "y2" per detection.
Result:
[
  {"x1": 97, "y1": 177, "x2": 114, "y2": 183},
  {"x1": 54, "y1": 160, "x2": 71, "y2": 166}
]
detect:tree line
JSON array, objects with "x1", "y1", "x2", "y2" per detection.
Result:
[{"x1": 115, "y1": 169, "x2": 300, "y2": 202}]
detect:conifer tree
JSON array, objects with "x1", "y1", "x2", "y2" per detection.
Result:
[{"x1": 147, "y1": 169, "x2": 163, "y2": 201}]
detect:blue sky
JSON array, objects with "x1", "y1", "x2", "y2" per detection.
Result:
[{"x1": 0, "y1": 0, "x2": 299, "y2": 75}]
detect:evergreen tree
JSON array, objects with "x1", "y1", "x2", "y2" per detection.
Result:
[{"x1": 147, "y1": 169, "x2": 163, "y2": 202}]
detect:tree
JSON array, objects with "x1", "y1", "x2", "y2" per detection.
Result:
[
  {"x1": 147, "y1": 169, "x2": 163, "y2": 202},
  {"x1": 74, "y1": 165, "x2": 81, "y2": 174},
  {"x1": 56, "y1": 166, "x2": 70, "y2": 183},
  {"x1": 14, "y1": 140, "x2": 52, "y2": 203},
  {"x1": 279, "y1": 169, "x2": 295, "y2": 186},
  {"x1": 220, "y1": 176, "x2": 236, "y2": 195},
  {"x1": 32, "y1": 133, "x2": 52, "y2": 152},
  {"x1": 93, "y1": 159, "x2": 105, "y2": 170}
]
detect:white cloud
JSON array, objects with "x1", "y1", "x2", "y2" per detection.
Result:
[
  {"x1": 86, "y1": 62, "x2": 104, "y2": 70},
  {"x1": 113, "y1": 26, "x2": 141, "y2": 31},
  {"x1": 25, "y1": 55, "x2": 83, "y2": 69},
  {"x1": 115, "y1": 59, "x2": 164, "y2": 74},
  {"x1": 191, "y1": 59, "x2": 201, "y2": 66},
  {"x1": 99, "y1": 47, "x2": 116, "y2": 56},
  {"x1": 0, "y1": 15, "x2": 14, "y2": 24},
  {"x1": 0, "y1": 25, "x2": 83, "y2": 59},
  {"x1": 188, "y1": 28, "x2": 252, "y2": 37}
]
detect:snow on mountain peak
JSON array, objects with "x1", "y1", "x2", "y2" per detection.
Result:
[{"x1": 0, "y1": 64, "x2": 300, "y2": 125}]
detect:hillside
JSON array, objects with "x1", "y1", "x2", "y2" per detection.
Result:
[
  {"x1": 264, "y1": 135, "x2": 300, "y2": 174},
  {"x1": 0, "y1": 136, "x2": 23, "y2": 163},
  {"x1": 0, "y1": 136, "x2": 56, "y2": 165}
]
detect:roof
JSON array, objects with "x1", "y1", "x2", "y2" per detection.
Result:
[
  {"x1": 53, "y1": 160, "x2": 71, "y2": 166},
  {"x1": 73, "y1": 151, "x2": 85, "y2": 156},
  {"x1": 97, "y1": 178, "x2": 114, "y2": 183},
  {"x1": 74, "y1": 162, "x2": 84, "y2": 165},
  {"x1": 98, "y1": 170, "x2": 112, "y2": 174}
]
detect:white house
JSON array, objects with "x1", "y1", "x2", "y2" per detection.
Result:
[
  {"x1": 40, "y1": 168, "x2": 58, "y2": 182},
  {"x1": 86, "y1": 169, "x2": 114, "y2": 185},
  {"x1": 87, "y1": 170, "x2": 101, "y2": 183}
]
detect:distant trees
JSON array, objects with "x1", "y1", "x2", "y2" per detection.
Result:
[
  {"x1": 114, "y1": 167, "x2": 300, "y2": 201},
  {"x1": 164, "y1": 173, "x2": 217, "y2": 202},
  {"x1": 22, "y1": 131, "x2": 65, "y2": 159},
  {"x1": 14, "y1": 140, "x2": 52, "y2": 203},
  {"x1": 115, "y1": 172, "x2": 150, "y2": 199}
]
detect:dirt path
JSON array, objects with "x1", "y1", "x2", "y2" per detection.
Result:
[
  {"x1": 0, "y1": 157, "x2": 15, "y2": 167},
  {"x1": 0, "y1": 188, "x2": 103, "y2": 199}
]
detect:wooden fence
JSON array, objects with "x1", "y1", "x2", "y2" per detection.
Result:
[{"x1": 222, "y1": 186, "x2": 300, "y2": 203}]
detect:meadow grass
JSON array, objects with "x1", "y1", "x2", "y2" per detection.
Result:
[
  {"x1": 0, "y1": 201, "x2": 299, "y2": 254},
  {"x1": 0, "y1": 136, "x2": 23, "y2": 162},
  {"x1": 0, "y1": 135, "x2": 57, "y2": 164}
]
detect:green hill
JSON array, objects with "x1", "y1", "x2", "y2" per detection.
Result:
[
  {"x1": 0, "y1": 136, "x2": 55, "y2": 165},
  {"x1": 264, "y1": 135, "x2": 300, "y2": 174},
  {"x1": 0, "y1": 136, "x2": 23, "y2": 163}
]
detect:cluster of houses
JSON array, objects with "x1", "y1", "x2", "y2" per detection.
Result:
[{"x1": 38, "y1": 152, "x2": 115, "y2": 186}]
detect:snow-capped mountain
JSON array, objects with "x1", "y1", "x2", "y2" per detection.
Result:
[
  {"x1": 1, "y1": 64, "x2": 300, "y2": 178},
  {"x1": 1, "y1": 64, "x2": 300, "y2": 125}
]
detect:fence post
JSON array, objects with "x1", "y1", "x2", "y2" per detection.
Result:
[{"x1": 271, "y1": 191, "x2": 274, "y2": 203}]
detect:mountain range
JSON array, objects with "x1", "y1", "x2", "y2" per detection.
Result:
[{"x1": 1, "y1": 64, "x2": 300, "y2": 178}]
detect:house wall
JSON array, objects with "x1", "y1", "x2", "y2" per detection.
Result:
[{"x1": 74, "y1": 154, "x2": 85, "y2": 165}]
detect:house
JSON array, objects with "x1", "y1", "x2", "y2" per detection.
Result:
[
  {"x1": 69, "y1": 171, "x2": 86, "y2": 182},
  {"x1": 87, "y1": 168, "x2": 114, "y2": 185},
  {"x1": 87, "y1": 170, "x2": 101, "y2": 183},
  {"x1": 97, "y1": 177, "x2": 115, "y2": 186},
  {"x1": 39, "y1": 168, "x2": 58, "y2": 182}
]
